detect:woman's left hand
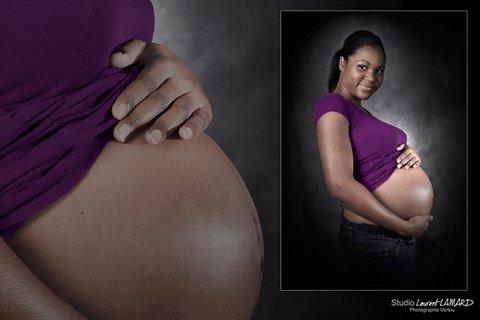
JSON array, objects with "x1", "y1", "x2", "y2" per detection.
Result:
[
  {"x1": 396, "y1": 144, "x2": 421, "y2": 169},
  {"x1": 109, "y1": 39, "x2": 212, "y2": 144}
]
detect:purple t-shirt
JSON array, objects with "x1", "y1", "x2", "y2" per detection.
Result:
[
  {"x1": 0, "y1": 1, "x2": 154, "y2": 238},
  {"x1": 314, "y1": 93, "x2": 407, "y2": 191}
]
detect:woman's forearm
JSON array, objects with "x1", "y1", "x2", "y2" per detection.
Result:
[
  {"x1": 329, "y1": 179, "x2": 409, "y2": 235},
  {"x1": 0, "y1": 239, "x2": 87, "y2": 320}
]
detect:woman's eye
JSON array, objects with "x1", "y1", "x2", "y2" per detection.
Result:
[
  {"x1": 376, "y1": 69, "x2": 385, "y2": 75},
  {"x1": 358, "y1": 65, "x2": 367, "y2": 70}
]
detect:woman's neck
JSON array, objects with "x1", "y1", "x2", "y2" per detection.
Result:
[
  {"x1": 332, "y1": 89, "x2": 370, "y2": 114},
  {"x1": 333, "y1": 88, "x2": 361, "y2": 107}
]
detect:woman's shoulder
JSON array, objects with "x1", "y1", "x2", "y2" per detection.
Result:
[
  {"x1": 314, "y1": 93, "x2": 352, "y2": 126},
  {"x1": 315, "y1": 92, "x2": 351, "y2": 109}
]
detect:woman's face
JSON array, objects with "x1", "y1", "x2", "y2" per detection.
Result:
[{"x1": 336, "y1": 45, "x2": 385, "y2": 104}]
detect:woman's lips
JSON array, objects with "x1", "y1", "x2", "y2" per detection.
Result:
[{"x1": 359, "y1": 83, "x2": 375, "y2": 90}]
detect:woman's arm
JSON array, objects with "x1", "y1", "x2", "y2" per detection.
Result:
[
  {"x1": 316, "y1": 112, "x2": 431, "y2": 238},
  {"x1": 0, "y1": 239, "x2": 87, "y2": 320}
]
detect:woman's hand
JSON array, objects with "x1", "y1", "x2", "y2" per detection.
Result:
[
  {"x1": 396, "y1": 144, "x2": 421, "y2": 169},
  {"x1": 109, "y1": 39, "x2": 212, "y2": 144},
  {"x1": 401, "y1": 215, "x2": 433, "y2": 238}
]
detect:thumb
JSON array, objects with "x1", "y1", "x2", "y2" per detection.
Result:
[
  {"x1": 109, "y1": 39, "x2": 148, "y2": 68},
  {"x1": 424, "y1": 215, "x2": 433, "y2": 226},
  {"x1": 397, "y1": 143, "x2": 407, "y2": 151}
]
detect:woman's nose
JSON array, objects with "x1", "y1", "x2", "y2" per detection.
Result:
[{"x1": 364, "y1": 70, "x2": 376, "y2": 82}]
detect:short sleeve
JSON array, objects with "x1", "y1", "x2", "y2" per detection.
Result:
[{"x1": 314, "y1": 93, "x2": 351, "y2": 127}]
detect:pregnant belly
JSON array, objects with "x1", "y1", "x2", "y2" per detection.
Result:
[
  {"x1": 344, "y1": 167, "x2": 434, "y2": 224},
  {"x1": 373, "y1": 167, "x2": 434, "y2": 219}
]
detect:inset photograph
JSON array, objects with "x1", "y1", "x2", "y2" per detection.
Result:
[{"x1": 281, "y1": 10, "x2": 467, "y2": 290}]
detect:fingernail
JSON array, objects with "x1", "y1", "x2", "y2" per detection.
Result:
[
  {"x1": 429, "y1": 216, "x2": 434, "y2": 221},
  {"x1": 180, "y1": 127, "x2": 193, "y2": 140},
  {"x1": 115, "y1": 123, "x2": 131, "y2": 142},
  {"x1": 114, "y1": 103, "x2": 128, "y2": 119},
  {"x1": 397, "y1": 164, "x2": 401, "y2": 168},
  {"x1": 147, "y1": 129, "x2": 162, "y2": 145}
]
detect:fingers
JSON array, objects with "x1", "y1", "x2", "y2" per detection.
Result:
[
  {"x1": 396, "y1": 144, "x2": 421, "y2": 169},
  {"x1": 406, "y1": 215, "x2": 433, "y2": 238},
  {"x1": 112, "y1": 43, "x2": 180, "y2": 122},
  {"x1": 179, "y1": 108, "x2": 212, "y2": 140},
  {"x1": 424, "y1": 215, "x2": 433, "y2": 227},
  {"x1": 109, "y1": 39, "x2": 148, "y2": 69},
  {"x1": 111, "y1": 41, "x2": 211, "y2": 143},
  {"x1": 419, "y1": 215, "x2": 434, "y2": 236},
  {"x1": 418, "y1": 216, "x2": 433, "y2": 237},
  {"x1": 111, "y1": 57, "x2": 174, "y2": 121},
  {"x1": 145, "y1": 92, "x2": 211, "y2": 144},
  {"x1": 113, "y1": 77, "x2": 189, "y2": 142}
]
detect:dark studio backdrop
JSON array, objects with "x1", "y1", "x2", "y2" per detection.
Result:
[
  {"x1": 281, "y1": 10, "x2": 467, "y2": 290},
  {"x1": 150, "y1": 0, "x2": 475, "y2": 318}
]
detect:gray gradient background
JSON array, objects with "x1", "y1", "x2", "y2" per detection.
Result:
[
  {"x1": 149, "y1": 1, "x2": 472, "y2": 319},
  {"x1": 282, "y1": 11, "x2": 467, "y2": 292}
]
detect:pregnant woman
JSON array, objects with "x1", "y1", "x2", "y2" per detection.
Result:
[
  {"x1": 315, "y1": 30, "x2": 434, "y2": 289},
  {"x1": 1, "y1": 1, "x2": 263, "y2": 319}
]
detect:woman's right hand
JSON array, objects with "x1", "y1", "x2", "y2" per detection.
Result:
[
  {"x1": 110, "y1": 40, "x2": 212, "y2": 144},
  {"x1": 402, "y1": 215, "x2": 433, "y2": 238},
  {"x1": 396, "y1": 144, "x2": 421, "y2": 169}
]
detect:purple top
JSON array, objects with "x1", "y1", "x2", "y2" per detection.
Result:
[
  {"x1": 314, "y1": 93, "x2": 407, "y2": 191},
  {"x1": 0, "y1": 1, "x2": 154, "y2": 238}
]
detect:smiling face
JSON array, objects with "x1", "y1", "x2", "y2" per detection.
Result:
[{"x1": 335, "y1": 45, "x2": 386, "y2": 105}]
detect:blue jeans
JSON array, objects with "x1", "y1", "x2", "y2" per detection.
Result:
[{"x1": 340, "y1": 213, "x2": 417, "y2": 289}]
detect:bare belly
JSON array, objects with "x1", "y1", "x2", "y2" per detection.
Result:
[
  {"x1": 345, "y1": 167, "x2": 434, "y2": 224},
  {"x1": 7, "y1": 133, "x2": 263, "y2": 320}
]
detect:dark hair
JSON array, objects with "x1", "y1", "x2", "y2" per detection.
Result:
[{"x1": 328, "y1": 30, "x2": 386, "y2": 92}]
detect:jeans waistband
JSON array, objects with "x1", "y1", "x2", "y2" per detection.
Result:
[{"x1": 340, "y1": 213, "x2": 412, "y2": 241}]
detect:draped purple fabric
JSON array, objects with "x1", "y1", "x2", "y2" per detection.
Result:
[{"x1": 0, "y1": 0, "x2": 154, "y2": 238}]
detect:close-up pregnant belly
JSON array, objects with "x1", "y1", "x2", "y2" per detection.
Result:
[{"x1": 372, "y1": 167, "x2": 434, "y2": 220}]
